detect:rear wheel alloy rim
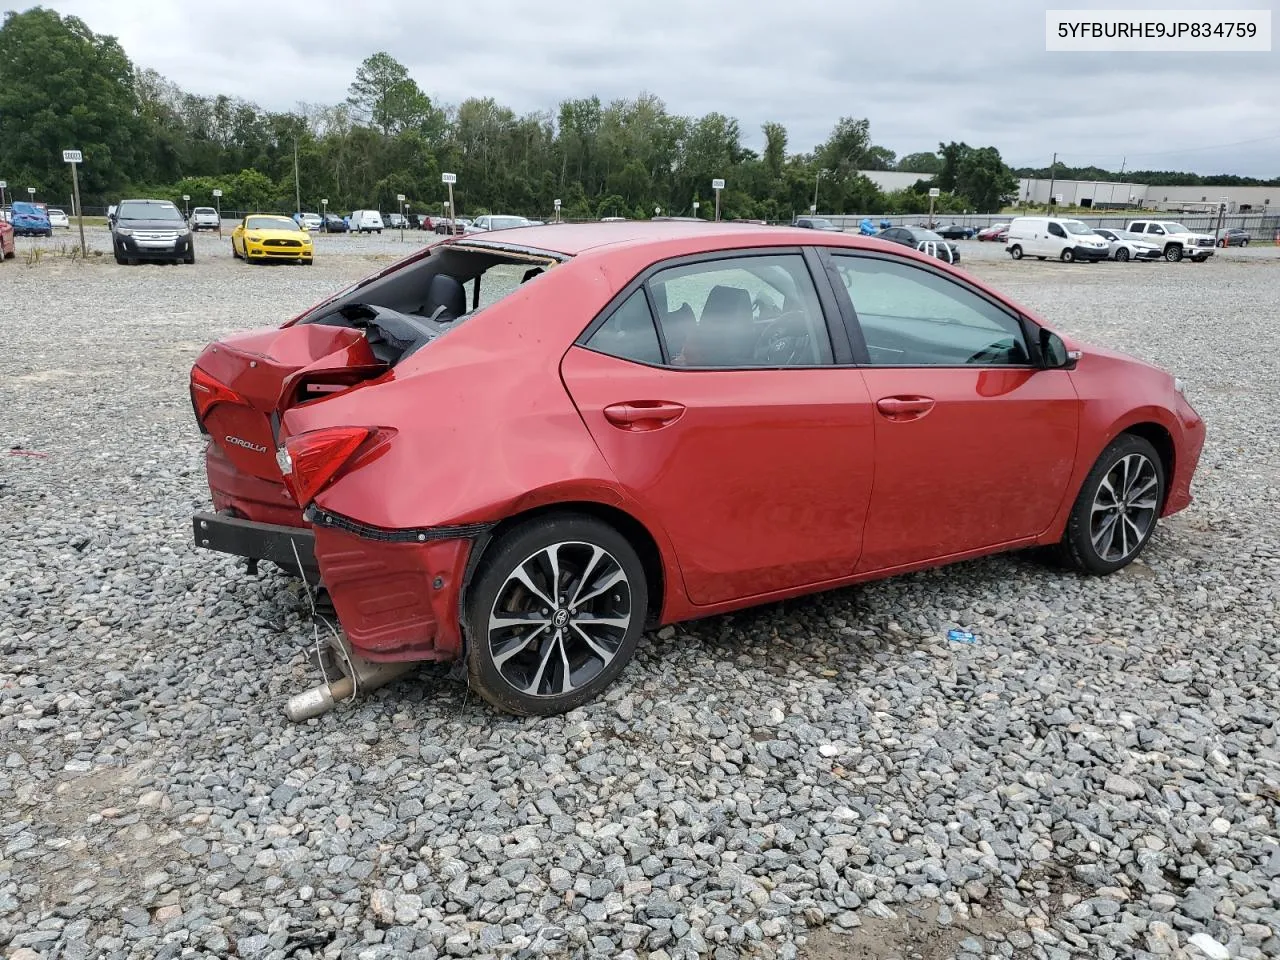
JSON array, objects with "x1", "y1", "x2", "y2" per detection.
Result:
[
  {"x1": 1090, "y1": 454, "x2": 1159, "y2": 562},
  {"x1": 488, "y1": 541, "x2": 631, "y2": 698}
]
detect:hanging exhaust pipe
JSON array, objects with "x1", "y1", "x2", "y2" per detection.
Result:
[{"x1": 285, "y1": 637, "x2": 416, "y2": 722}]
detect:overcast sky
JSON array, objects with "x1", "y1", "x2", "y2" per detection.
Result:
[{"x1": 34, "y1": 0, "x2": 1280, "y2": 176}]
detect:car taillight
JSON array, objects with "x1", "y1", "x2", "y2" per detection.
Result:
[
  {"x1": 280, "y1": 426, "x2": 371, "y2": 505},
  {"x1": 190, "y1": 366, "x2": 246, "y2": 422}
]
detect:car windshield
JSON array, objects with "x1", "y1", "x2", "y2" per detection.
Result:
[
  {"x1": 488, "y1": 217, "x2": 528, "y2": 230},
  {"x1": 193, "y1": 207, "x2": 216, "y2": 215},
  {"x1": 118, "y1": 201, "x2": 184, "y2": 222},
  {"x1": 1063, "y1": 221, "x2": 1094, "y2": 236},
  {"x1": 807, "y1": 218, "x2": 835, "y2": 228},
  {"x1": 912, "y1": 229, "x2": 945, "y2": 242},
  {"x1": 247, "y1": 216, "x2": 301, "y2": 231}
]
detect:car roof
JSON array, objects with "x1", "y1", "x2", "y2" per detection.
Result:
[{"x1": 450, "y1": 220, "x2": 845, "y2": 257}]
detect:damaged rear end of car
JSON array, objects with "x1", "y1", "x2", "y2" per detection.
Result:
[{"x1": 190, "y1": 239, "x2": 571, "y2": 711}]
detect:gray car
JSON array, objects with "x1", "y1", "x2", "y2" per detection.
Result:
[{"x1": 1093, "y1": 228, "x2": 1161, "y2": 262}]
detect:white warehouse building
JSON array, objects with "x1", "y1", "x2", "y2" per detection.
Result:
[{"x1": 858, "y1": 170, "x2": 1275, "y2": 213}]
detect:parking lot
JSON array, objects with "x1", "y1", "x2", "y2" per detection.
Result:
[{"x1": 2, "y1": 235, "x2": 1279, "y2": 960}]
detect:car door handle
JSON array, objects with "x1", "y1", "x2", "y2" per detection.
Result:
[
  {"x1": 603, "y1": 401, "x2": 686, "y2": 430},
  {"x1": 875, "y1": 396, "x2": 935, "y2": 421}
]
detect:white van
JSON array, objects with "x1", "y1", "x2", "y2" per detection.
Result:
[
  {"x1": 349, "y1": 210, "x2": 384, "y2": 234},
  {"x1": 1005, "y1": 216, "x2": 1110, "y2": 262}
]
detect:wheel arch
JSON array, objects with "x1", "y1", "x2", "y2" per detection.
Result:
[
  {"x1": 460, "y1": 500, "x2": 668, "y2": 632},
  {"x1": 1120, "y1": 421, "x2": 1176, "y2": 510}
]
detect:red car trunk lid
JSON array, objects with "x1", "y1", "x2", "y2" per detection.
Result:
[{"x1": 193, "y1": 324, "x2": 385, "y2": 481}]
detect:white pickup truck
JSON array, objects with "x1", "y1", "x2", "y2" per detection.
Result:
[{"x1": 1125, "y1": 220, "x2": 1216, "y2": 263}]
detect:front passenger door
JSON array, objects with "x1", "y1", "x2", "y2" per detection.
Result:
[{"x1": 828, "y1": 252, "x2": 1080, "y2": 572}]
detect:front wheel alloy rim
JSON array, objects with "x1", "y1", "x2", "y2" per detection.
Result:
[
  {"x1": 1090, "y1": 454, "x2": 1159, "y2": 562},
  {"x1": 488, "y1": 541, "x2": 632, "y2": 698}
]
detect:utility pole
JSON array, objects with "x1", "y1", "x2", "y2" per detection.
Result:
[{"x1": 1046, "y1": 152, "x2": 1057, "y2": 210}]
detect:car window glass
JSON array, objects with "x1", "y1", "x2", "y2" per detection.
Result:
[
  {"x1": 833, "y1": 255, "x2": 1030, "y2": 367},
  {"x1": 1149, "y1": 225, "x2": 1164, "y2": 234},
  {"x1": 586, "y1": 291, "x2": 663, "y2": 365},
  {"x1": 648, "y1": 254, "x2": 833, "y2": 368},
  {"x1": 1048, "y1": 223, "x2": 1066, "y2": 238}
]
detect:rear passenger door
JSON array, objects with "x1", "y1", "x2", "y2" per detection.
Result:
[{"x1": 561, "y1": 249, "x2": 876, "y2": 607}]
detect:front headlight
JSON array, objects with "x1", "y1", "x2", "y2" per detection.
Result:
[{"x1": 115, "y1": 227, "x2": 133, "y2": 236}]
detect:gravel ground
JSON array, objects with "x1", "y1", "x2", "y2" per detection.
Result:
[{"x1": 1, "y1": 245, "x2": 1278, "y2": 960}]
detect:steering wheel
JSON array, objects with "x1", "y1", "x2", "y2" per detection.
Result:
[
  {"x1": 752, "y1": 311, "x2": 816, "y2": 366},
  {"x1": 965, "y1": 339, "x2": 1017, "y2": 365}
]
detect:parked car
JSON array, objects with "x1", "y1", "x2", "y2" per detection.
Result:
[
  {"x1": 349, "y1": 210, "x2": 384, "y2": 234},
  {"x1": 1216, "y1": 227, "x2": 1250, "y2": 247},
  {"x1": 935, "y1": 224, "x2": 976, "y2": 240},
  {"x1": 320, "y1": 213, "x2": 348, "y2": 233},
  {"x1": 0, "y1": 216, "x2": 14, "y2": 260},
  {"x1": 186, "y1": 221, "x2": 1205, "y2": 716},
  {"x1": 875, "y1": 225, "x2": 961, "y2": 263},
  {"x1": 1125, "y1": 220, "x2": 1215, "y2": 262},
  {"x1": 466, "y1": 215, "x2": 532, "y2": 233},
  {"x1": 977, "y1": 223, "x2": 1009, "y2": 242},
  {"x1": 293, "y1": 212, "x2": 323, "y2": 232},
  {"x1": 434, "y1": 217, "x2": 469, "y2": 235},
  {"x1": 386, "y1": 213, "x2": 407, "y2": 229},
  {"x1": 792, "y1": 216, "x2": 842, "y2": 232},
  {"x1": 1092, "y1": 228, "x2": 1161, "y2": 262},
  {"x1": 231, "y1": 215, "x2": 314, "y2": 265},
  {"x1": 190, "y1": 207, "x2": 221, "y2": 231},
  {"x1": 1005, "y1": 217, "x2": 1109, "y2": 262},
  {"x1": 110, "y1": 198, "x2": 194, "y2": 264},
  {"x1": 47, "y1": 208, "x2": 71, "y2": 229},
  {"x1": 10, "y1": 201, "x2": 52, "y2": 237}
]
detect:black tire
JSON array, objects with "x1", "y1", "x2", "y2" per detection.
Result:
[
  {"x1": 1242, "y1": 239, "x2": 1249, "y2": 247},
  {"x1": 465, "y1": 514, "x2": 648, "y2": 716},
  {"x1": 184, "y1": 251, "x2": 195, "y2": 265},
  {"x1": 114, "y1": 245, "x2": 126, "y2": 265},
  {"x1": 1036, "y1": 256, "x2": 1046, "y2": 260},
  {"x1": 231, "y1": 239, "x2": 239, "y2": 260},
  {"x1": 1056, "y1": 434, "x2": 1165, "y2": 575},
  {"x1": 1009, "y1": 244, "x2": 1023, "y2": 260},
  {"x1": 1115, "y1": 248, "x2": 1130, "y2": 263},
  {"x1": 1061, "y1": 248, "x2": 1075, "y2": 263},
  {"x1": 1165, "y1": 244, "x2": 1182, "y2": 262}
]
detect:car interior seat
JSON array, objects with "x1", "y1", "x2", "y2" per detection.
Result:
[
  {"x1": 421, "y1": 274, "x2": 467, "y2": 321},
  {"x1": 681, "y1": 285, "x2": 754, "y2": 366}
]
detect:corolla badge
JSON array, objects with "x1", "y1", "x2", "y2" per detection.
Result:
[{"x1": 225, "y1": 435, "x2": 268, "y2": 453}]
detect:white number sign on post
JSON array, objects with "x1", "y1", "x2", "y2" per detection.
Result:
[
  {"x1": 0, "y1": 179, "x2": 7, "y2": 215},
  {"x1": 396, "y1": 194, "x2": 406, "y2": 240},
  {"x1": 712, "y1": 178, "x2": 725, "y2": 221},
  {"x1": 441, "y1": 173, "x2": 457, "y2": 231},
  {"x1": 62, "y1": 150, "x2": 87, "y2": 256},
  {"x1": 553, "y1": 198, "x2": 561, "y2": 223},
  {"x1": 927, "y1": 187, "x2": 940, "y2": 228},
  {"x1": 212, "y1": 188, "x2": 223, "y2": 235}
]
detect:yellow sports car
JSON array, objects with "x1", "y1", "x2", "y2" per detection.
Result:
[{"x1": 230, "y1": 215, "x2": 314, "y2": 265}]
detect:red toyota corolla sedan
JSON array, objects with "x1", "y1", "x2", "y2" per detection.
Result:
[{"x1": 190, "y1": 222, "x2": 1205, "y2": 715}]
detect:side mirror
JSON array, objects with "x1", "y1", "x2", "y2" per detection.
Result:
[{"x1": 1040, "y1": 329, "x2": 1080, "y2": 369}]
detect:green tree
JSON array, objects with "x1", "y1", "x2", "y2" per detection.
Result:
[
  {"x1": 761, "y1": 121, "x2": 788, "y2": 180},
  {"x1": 347, "y1": 52, "x2": 442, "y2": 137},
  {"x1": 817, "y1": 117, "x2": 872, "y2": 177},
  {"x1": 898, "y1": 151, "x2": 943, "y2": 174},
  {"x1": 0, "y1": 7, "x2": 144, "y2": 198},
  {"x1": 955, "y1": 145, "x2": 1016, "y2": 212}
]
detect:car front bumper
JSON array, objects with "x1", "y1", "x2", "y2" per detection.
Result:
[
  {"x1": 1072, "y1": 245, "x2": 1110, "y2": 261},
  {"x1": 115, "y1": 234, "x2": 193, "y2": 259},
  {"x1": 246, "y1": 241, "x2": 313, "y2": 260}
]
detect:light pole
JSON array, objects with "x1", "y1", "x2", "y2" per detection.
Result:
[
  {"x1": 812, "y1": 170, "x2": 826, "y2": 215},
  {"x1": 442, "y1": 172, "x2": 457, "y2": 231}
]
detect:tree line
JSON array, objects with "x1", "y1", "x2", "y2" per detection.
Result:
[{"x1": 7, "y1": 7, "x2": 1268, "y2": 226}]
